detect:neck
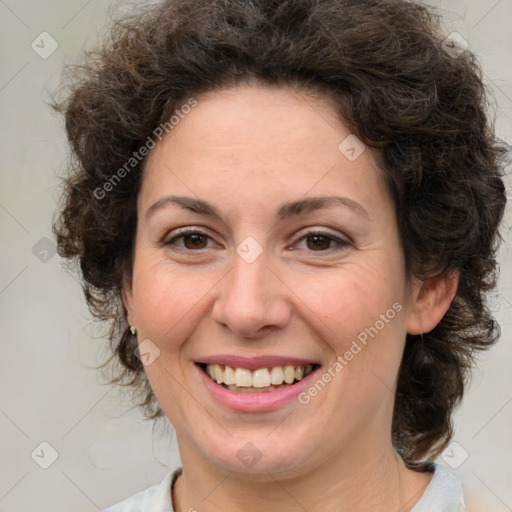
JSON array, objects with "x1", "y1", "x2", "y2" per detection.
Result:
[{"x1": 172, "y1": 437, "x2": 432, "y2": 512}]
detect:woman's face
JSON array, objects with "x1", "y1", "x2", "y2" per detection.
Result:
[{"x1": 124, "y1": 83, "x2": 422, "y2": 478}]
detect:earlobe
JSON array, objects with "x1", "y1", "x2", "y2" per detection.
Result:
[
  {"x1": 406, "y1": 271, "x2": 458, "y2": 335},
  {"x1": 121, "y1": 277, "x2": 136, "y2": 327}
]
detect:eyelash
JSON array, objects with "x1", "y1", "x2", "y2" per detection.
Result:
[
  {"x1": 292, "y1": 229, "x2": 350, "y2": 252},
  {"x1": 163, "y1": 227, "x2": 350, "y2": 253}
]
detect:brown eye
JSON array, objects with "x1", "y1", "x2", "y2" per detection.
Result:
[
  {"x1": 182, "y1": 233, "x2": 208, "y2": 249},
  {"x1": 164, "y1": 229, "x2": 215, "y2": 250},
  {"x1": 293, "y1": 230, "x2": 350, "y2": 253},
  {"x1": 306, "y1": 235, "x2": 332, "y2": 251}
]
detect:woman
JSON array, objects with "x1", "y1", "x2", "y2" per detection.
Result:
[{"x1": 53, "y1": 0, "x2": 507, "y2": 510}]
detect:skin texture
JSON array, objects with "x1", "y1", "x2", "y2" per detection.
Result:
[{"x1": 123, "y1": 82, "x2": 458, "y2": 512}]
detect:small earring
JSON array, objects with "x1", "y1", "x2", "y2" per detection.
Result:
[{"x1": 130, "y1": 326, "x2": 137, "y2": 336}]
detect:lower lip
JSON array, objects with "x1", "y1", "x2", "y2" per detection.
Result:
[{"x1": 196, "y1": 364, "x2": 321, "y2": 413}]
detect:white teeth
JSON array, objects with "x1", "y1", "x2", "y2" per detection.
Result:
[
  {"x1": 283, "y1": 365, "x2": 295, "y2": 384},
  {"x1": 223, "y1": 364, "x2": 235, "y2": 385},
  {"x1": 234, "y1": 368, "x2": 252, "y2": 387},
  {"x1": 270, "y1": 366, "x2": 284, "y2": 385},
  {"x1": 214, "y1": 364, "x2": 224, "y2": 384},
  {"x1": 205, "y1": 363, "x2": 315, "y2": 388},
  {"x1": 252, "y1": 368, "x2": 271, "y2": 388}
]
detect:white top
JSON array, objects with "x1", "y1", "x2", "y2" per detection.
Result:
[{"x1": 103, "y1": 462, "x2": 466, "y2": 511}]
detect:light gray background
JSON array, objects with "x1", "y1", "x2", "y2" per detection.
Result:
[{"x1": 0, "y1": 1, "x2": 511, "y2": 511}]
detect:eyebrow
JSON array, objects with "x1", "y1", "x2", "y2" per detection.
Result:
[{"x1": 145, "y1": 194, "x2": 369, "y2": 221}]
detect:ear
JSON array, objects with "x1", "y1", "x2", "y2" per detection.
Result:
[
  {"x1": 121, "y1": 275, "x2": 137, "y2": 328},
  {"x1": 406, "y1": 271, "x2": 459, "y2": 335}
]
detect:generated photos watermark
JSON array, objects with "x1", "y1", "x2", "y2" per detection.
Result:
[
  {"x1": 93, "y1": 97, "x2": 198, "y2": 200},
  {"x1": 298, "y1": 301, "x2": 403, "y2": 404}
]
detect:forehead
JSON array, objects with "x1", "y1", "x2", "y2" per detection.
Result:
[
  {"x1": 139, "y1": 83, "x2": 390, "y2": 219},
  {"x1": 146, "y1": 82, "x2": 348, "y2": 164}
]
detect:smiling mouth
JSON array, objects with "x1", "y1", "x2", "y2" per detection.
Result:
[{"x1": 198, "y1": 363, "x2": 320, "y2": 393}]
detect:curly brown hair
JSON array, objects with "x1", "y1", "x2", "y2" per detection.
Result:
[{"x1": 52, "y1": 0, "x2": 508, "y2": 469}]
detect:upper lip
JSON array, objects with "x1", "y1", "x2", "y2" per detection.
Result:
[{"x1": 196, "y1": 355, "x2": 321, "y2": 371}]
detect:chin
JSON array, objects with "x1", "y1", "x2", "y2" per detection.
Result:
[{"x1": 197, "y1": 430, "x2": 320, "y2": 479}]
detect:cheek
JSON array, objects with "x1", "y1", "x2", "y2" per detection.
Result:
[
  {"x1": 293, "y1": 263, "x2": 407, "y2": 389},
  {"x1": 294, "y1": 265, "x2": 405, "y2": 340},
  {"x1": 131, "y1": 256, "x2": 217, "y2": 343}
]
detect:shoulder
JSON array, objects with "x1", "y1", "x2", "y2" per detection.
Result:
[
  {"x1": 103, "y1": 463, "x2": 464, "y2": 511},
  {"x1": 103, "y1": 467, "x2": 182, "y2": 512},
  {"x1": 412, "y1": 463, "x2": 466, "y2": 512}
]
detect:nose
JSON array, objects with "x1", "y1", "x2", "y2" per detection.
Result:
[{"x1": 211, "y1": 250, "x2": 292, "y2": 339}]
